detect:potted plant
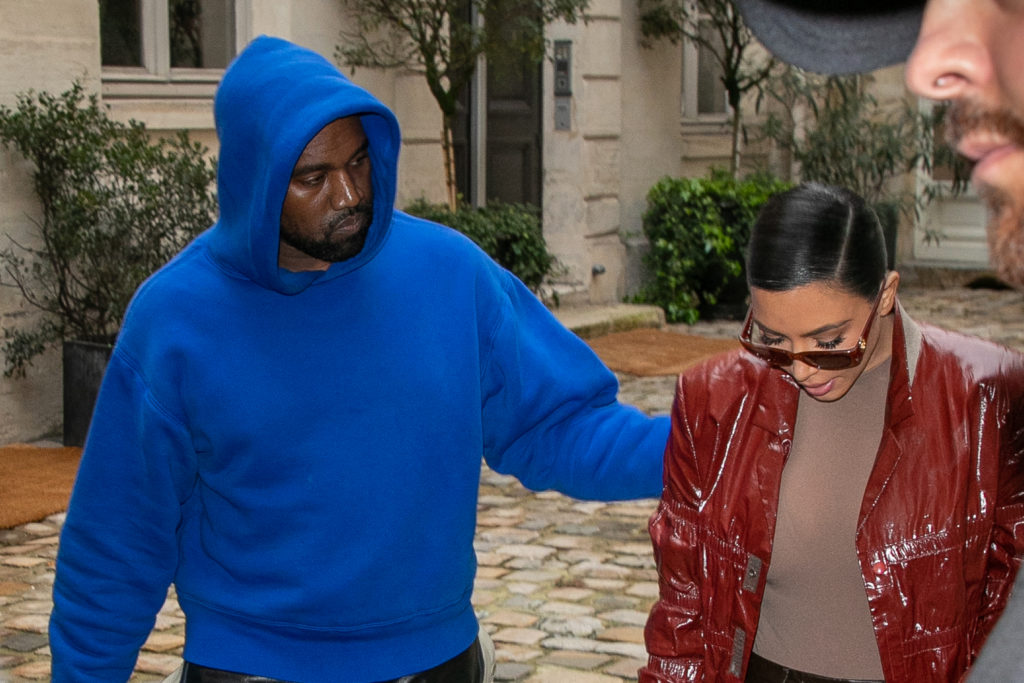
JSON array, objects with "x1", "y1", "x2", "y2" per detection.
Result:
[{"x1": 0, "y1": 82, "x2": 217, "y2": 445}]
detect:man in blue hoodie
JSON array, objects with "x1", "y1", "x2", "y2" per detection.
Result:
[{"x1": 47, "y1": 36, "x2": 670, "y2": 683}]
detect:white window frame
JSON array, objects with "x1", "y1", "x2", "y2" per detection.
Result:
[
  {"x1": 680, "y1": 18, "x2": 730, "y2": 123},
  {"x1": 102, "y1": 0, "x2": 251, "y2": 100}
]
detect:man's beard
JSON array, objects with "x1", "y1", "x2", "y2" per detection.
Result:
[
  {"x1": 280, "y1": 202, "x2": 374, "y2": 264},
  {"x1": 946, "y1": 99, "x2": 1024, "y2": 288}
]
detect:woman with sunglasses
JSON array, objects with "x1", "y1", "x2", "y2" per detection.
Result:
[{"x1": 641, "y1": 183, "x2": 1024, "y2": 683}]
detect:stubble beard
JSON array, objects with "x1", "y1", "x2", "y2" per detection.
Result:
[
  {"x1": 280, "y1": 202, "x2": 374, "y2": 264},
  {"x1": 946, "y1": 99, "x2": 1024, "y2": 288}
]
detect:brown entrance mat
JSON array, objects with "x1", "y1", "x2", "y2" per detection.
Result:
[
  {"x1": 587, "y1": 328, "x2": 740, "y2": 377},
  {"x1": 0, "y1": 444, "x2": 82, "y2": 529}
]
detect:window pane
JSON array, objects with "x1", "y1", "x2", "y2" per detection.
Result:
[
  {"x1": 696, "y1": 21, "x2": 727, "y2": 115},
  {"x1": 169, "y1": 0, "x2": 235, "y2": 69},
  {"x1": 100, "y1": 0, "x2": 142, "y2": 67}
]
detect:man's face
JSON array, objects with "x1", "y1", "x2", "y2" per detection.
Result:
[
  {"x1": 279, "y1": 116, "x2": 374, "y2": 272},
  {"x1": 905, "y1": 0, "x2": 1024, "y2": 287}
]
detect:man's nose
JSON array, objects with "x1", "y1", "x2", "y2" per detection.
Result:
[
  {"x1": 904, "y1": 1, "x2": 994, "y2": 102},
  {"x1": 330, "y1": 171, "x2": 363, "y2": 209}
]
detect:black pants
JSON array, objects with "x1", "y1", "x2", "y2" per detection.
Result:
[
  {"x1": 745, "y1": 652, "x2": 884, "y2": 683},
  {"x1": 181, "y1": 636, "x2": 484, "y2": 683}
]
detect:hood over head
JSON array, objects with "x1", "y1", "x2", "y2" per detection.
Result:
[{"x1": 209, "y1": 36, "x2": 401, "y2": 294}]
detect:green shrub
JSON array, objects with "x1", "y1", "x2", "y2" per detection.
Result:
[
  {"x1": 635, "y1": 170, "x2": 790, "y2": 324},
  {"x1": 405, "y1": 198, "x2": 556, "y2": 292},
  {"x1": 0, "y1": 82, "x2": 217, "y2": 377}
]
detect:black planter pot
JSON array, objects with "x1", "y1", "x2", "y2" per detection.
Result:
[{"x1": 63, "y1": 339, "x2": 114, "y2": 447}]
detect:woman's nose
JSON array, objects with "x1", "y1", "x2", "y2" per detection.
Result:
[{"x1": 905, "y1": 1, "x2": 995, "y2": 102}]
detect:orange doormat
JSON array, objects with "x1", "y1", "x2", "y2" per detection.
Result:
[
  {"x1": 587, "y1": 328, "x2": 740, "y2": 377},
  {"x1": 0, "y1": 444, "x2": 82, "y2": 529}
]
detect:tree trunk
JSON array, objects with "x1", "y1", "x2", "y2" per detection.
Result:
[
  {"x1": 730, "y1": 107, "x2": 743, "y2": 179},
  {"x1": 441, "y1": 117, "x2": 458, "y2": 211}
]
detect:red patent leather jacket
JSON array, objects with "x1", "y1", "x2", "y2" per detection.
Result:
[{"x1": 642, "y1": 306, "x2": 1024, "y2": 682}]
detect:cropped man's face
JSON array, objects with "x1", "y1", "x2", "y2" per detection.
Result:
[
  {"x1": 905, "y1": 0, "x2": 1024, "y2": 287},
  {"x1": 278, "y1": 116, "x2": 374, "y2": 272}
]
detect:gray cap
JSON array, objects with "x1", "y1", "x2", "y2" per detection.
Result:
[{"x1": 733, "y1": 0, "x2": 924, "y2": 75}]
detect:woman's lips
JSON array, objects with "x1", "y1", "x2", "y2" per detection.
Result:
[{"x1": 800, "y1": 378, "x2": 835, "y2": 397}]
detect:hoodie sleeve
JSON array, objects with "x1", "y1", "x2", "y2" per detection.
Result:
[
  {"x1": 49, "y1": 350, "x2": 196, "y2": 682},
  {"x1": 479, "y1": 268, "x2": 669, "y2": 501}
]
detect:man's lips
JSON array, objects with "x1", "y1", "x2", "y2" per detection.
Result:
[{"x1": 956, "y1": 134, "x2": 1018, "y2": 186}]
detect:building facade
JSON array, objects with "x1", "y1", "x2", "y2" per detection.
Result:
[{"x1": 0, "y1": 0, "x2": 989, "y2": 442}]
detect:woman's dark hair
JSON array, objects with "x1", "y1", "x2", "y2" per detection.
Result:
[{"x1": 746, "y1": 183, "x2": 888, "y2": 299}]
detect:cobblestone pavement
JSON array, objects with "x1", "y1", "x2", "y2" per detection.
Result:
[{"x1": 2, "y1": 285, "x2": 1023, "y2": 682}]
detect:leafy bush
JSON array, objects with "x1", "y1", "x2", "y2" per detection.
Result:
[
  {"x1": 634, "y1": 170, "x2": 790, "y2": 324},
  {"x1": 0, "y1": 82, "x2": 217, "y2": 377},
  {"x1": 405, "y1": 199, "x2": 557, "y2": 291}
]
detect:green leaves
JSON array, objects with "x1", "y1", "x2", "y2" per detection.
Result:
[
  {"x1": 633, "y1": 170, "x2": 790, "y2": 323},
  {"x1": 405, "y1": 198, "x2": 557, "y2": 291},
  {"x1": 0, "y1": 82, "x2": 217, "y2": 377}
]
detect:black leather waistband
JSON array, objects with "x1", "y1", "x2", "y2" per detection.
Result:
[
  {"x1": 181, "y1": 637, "x2": 482, "y2": 683},
  {"x1": 745, "y1": 652, "x2": 883, "y2": 683}
]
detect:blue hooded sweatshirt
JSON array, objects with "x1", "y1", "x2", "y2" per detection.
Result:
[{"x1": 49, "y1": 36, "x2": 669, "y2": 682}]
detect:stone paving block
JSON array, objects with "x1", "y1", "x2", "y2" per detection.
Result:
[
  {"x1": 610, "y1": 543, "x2": 653, "y2": 556},
  {"x1": 0, "y1": 654, "x2": 24, "y2": 669},
  {"x1": 20, "y1": 524, "x2": 57, "y2": 537},
  {"x1": 143, "y1": 631, "x2": 186, "y2": 653},
  {"x1": 546, "y1": 587, "x2": 594, "y2": 601},
  {"x1": 539, "y1": 650, "x2": 612, "y2": 670},
  {"x1": 507, "y1": 582, "x2": 540, "y2": 595},
  {"x1": 11, "y1": 659, "x2": 50, "y2": 680},
  {"x1": 495, "y1": 661, "x2": 534, "y2": 681},
  {"x1": 153, "y1": 613, "x2": 186, "y2": 630},
  {"x1": 476, "y1": 551, "x2": 512, "y2": 566},
  {"x1": 0, "y1": 545, "x2": 37, "y2": 556},
  {"x1": 482, "y1": 610, "x2": 539, "y2": 628},
  {"x1": 597, "y1": 626, "x2": 645, "y2": 644},
  {"x1": 494, "y1": 643, "x2": 544, "y2": 662},
  {"x1": 3, "y1": 614, "x2": 49, "y2": 634},
  {"x1": 492, "y1": 627, "x2": 548, "y2": 645},
  {"x1": 8, "y1": 600, "x2": 52, "y2": 615},
  {"x1": 135, "y1": 652, "x2": 182, "y2": 675},
  {"x1": 581, "y1": 578, "x2": 628, "y2": 591},
  {"x1": 0, "y1": 582, "x2": 31, "y2": 596},
  {"x1": 554, "y1": 524, "x2": 601, "y2": 536},
  {"x1": 501, "y1": 569, "x2": 562, "y2": 583},
  {"x1": 626, "y1": 582, "x2": 659, "y2": 599},
  {"x1": 538, "y1": 601, "x2": 595, "y2": 616},
  {"x1": 568, "y1": 561, "x2": 634, "y2": 579},
  {"x1": 592, "y1": 640, "x2": 648, "y2": 659},
  {"x1": 597, "y1": 609, "x2": 650, "y2": 626},
  {"x1": 561, "y1": 550, "x2": 613, "y2": 564},
  {"x1": 1, "y1": 631, "x2": 48, "y2": 652},
  {"x1": 593, "y1": 596, "x2": 640, "y2": 612},
  {"x1": 472, "y1": 590, "x2": 498, "y2": 606},
  {"x1": 525, "y1": 664, "x2": 623, "y2": 682},
  {"x1": 602, "y1": 657, "x2": 645, "y2": 679},
  {"x1": 542, "y1": 535, "x2": 595, "y2": 550},
  {"x1": 24, "y1": 536, "x2": 60, "y2": 546},
  {"x1": 612, "y1": 555, "x2": 654, "y2": 569},
  {"x1": 538, "y1": 615, "x2": 604, "y2": 637},
  {"x1": 1, "y1": 558, "x2": 47, "y2": 569},
  {"x1": 477, "y1": 566, "x2": 510, "y2": 579},
  {"x1": 571, "y1": 502, "x2": 607, "y2": 515}
]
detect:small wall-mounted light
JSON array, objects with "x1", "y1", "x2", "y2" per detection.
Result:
[{"x1": 592, "y1": 264, "x2": 606, "y2": 276}]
